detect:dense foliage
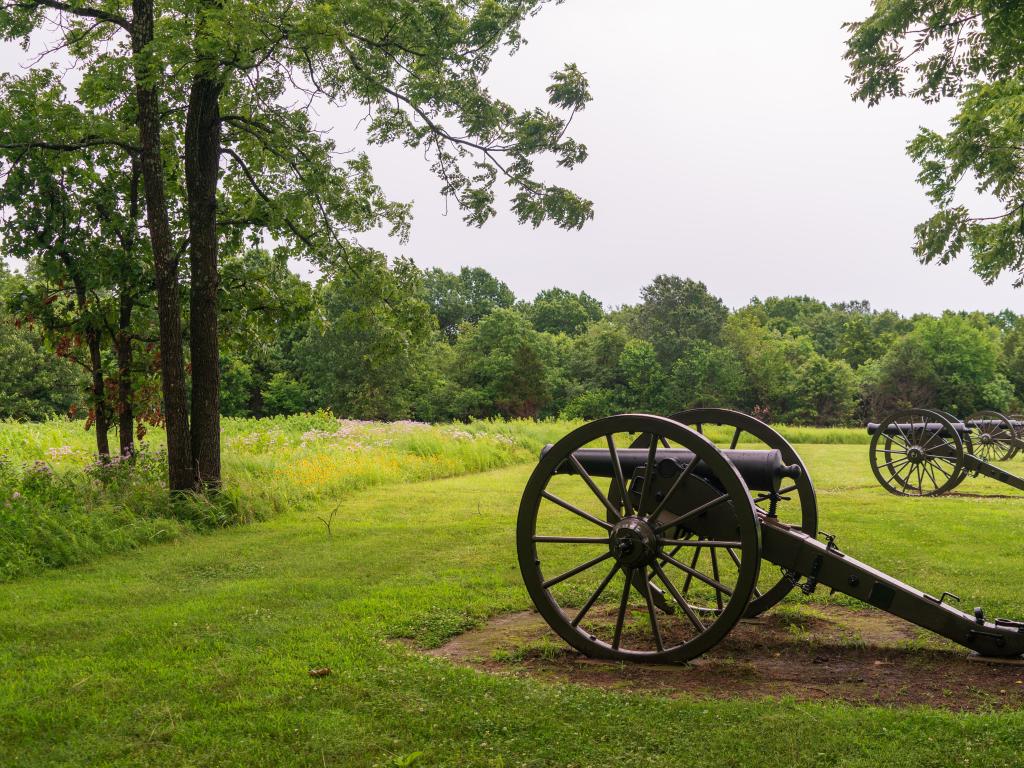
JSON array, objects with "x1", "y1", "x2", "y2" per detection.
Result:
[{"x1": 6, "y1": 262, "x2": 1015, "y2": 427}]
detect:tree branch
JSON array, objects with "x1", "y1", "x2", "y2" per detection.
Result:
[{"x1": 12, "y1": 0, "x2": 129, "y2": 31}]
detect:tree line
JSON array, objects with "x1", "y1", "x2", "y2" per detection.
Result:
[{"x1": 5, "y1": 261, "x2": 1022, "y2": 434}]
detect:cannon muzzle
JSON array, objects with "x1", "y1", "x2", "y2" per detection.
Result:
[{"x1": 540, "y1": 444, "x2": 800, "y2": 493}]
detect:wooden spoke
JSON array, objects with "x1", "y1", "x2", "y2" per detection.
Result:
[
  {"x1": 568, "y1": 454, "x2": 622, "y2": 523},
  {"x1": 571, "y1": 562, "x2": 621, "y2": 627},
  {"x1": 606, "y1": 434, "x2": 634, "y2": 517},
  {"x1": 660, "y1": 538, "x2": 743, "y2": 548},
  {"x1": 662, "y1": 551, "x2": 734, "y2": 596},
  {"x1": 611, "y1": 567, "x2": 632, "y2": 650},
  {"x1": 640, "y1": 568, "x2": 664, "y2": 652},
  {"x1": 533, "y1": 536, "x2": 610, "y2": 544},
  {"x1": 637, "y1": 437, "x2": 660, "y2": 516},
  {"x1": 646, "y1": 455, "x2": 699, "y2": 521},
  {"x1": 541, "y1": 490, "x2": 614, "y2": 531},
  {"x1": 654, "y1": 493, "x2": 730, "y2": 534},
  {"x1": 542, "y1": 551, "x2": 613, "y2": 589},
  {"x1": 651, "y1": 561, "x2": 705, "y2": 632}
]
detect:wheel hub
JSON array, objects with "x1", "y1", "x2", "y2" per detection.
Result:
[
  {"x1": 907, "y1": 445, "x2": 925, "y2": 463},
  {"x1": 980, "y1": 433, "x2": 993, "y2": 445},
  {"x1": 609, "y1": 516, "x2": 659, "y2": 567}
]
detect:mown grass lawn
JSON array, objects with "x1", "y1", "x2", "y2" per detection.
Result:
[{"x1": 3, "y1": 436, "x2": 1024, "y2": 766}]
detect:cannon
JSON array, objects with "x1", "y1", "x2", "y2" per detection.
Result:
[
  {"x1": 868, "y1": 408, "x2": 1024, "y2": 496},
  {"x1": 517, "y1": 410, "x2": 1024, "y2": 663}
]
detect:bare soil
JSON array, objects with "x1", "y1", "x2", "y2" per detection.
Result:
[{"x1": 423, "y1": 605, "x2": 1024, "y2": 711}]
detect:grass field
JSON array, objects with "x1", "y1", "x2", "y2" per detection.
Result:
[{"x1": 3, "y1": 420, "x2": 1024, "y2": 766}]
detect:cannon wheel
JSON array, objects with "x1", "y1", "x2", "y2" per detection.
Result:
[
  {"x1": 1011, "y1": 414, "x2": 1024, "y2": 459},
  {"x1": 869, "y1": 408, "x2": 965, "y2": 496},
  {"x1": 517, "y1": 414, "x2": 761, "y2": 663},
  {"x1": 626, "y1": 408, "x2": 816, "y2": 618},
  {"x1": 967, "y1": 410, "x2": 1016, "y2": 462}
]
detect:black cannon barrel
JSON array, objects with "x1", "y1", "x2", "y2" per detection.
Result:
[
  {"x1": 541, "y1": 445, "x2": 800, "y2": 492},
  {"x1": 866, "y1": 421, "x2": 967, "y2": 437},
  {"x1": 966, "y1": 419, "x2": 1023, "y2": 429}
]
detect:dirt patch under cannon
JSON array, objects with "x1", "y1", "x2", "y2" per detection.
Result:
[{"x1": 423, "y1": 605, "x2": 1024, "y2": 711}]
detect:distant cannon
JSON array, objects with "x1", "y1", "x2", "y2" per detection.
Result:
[
  {"x1": 518, "y1": 410, "x2": 1024, "y2": 663},
  {"x1": 868, "y1": 408, "x2": 1024, "y2": 496}
]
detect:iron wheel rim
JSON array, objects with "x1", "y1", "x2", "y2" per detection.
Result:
[
  {"x1": 517, "y1": 414, "x2": 761, "y2": 663},
  {"x1": 869, "y1": 408, "x2": 964, "y2": 496},
  {"x1": 967, "y1": 410, "x2": 1015, "y2": 462}
]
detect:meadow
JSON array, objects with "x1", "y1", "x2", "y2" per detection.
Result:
[{"x1": 3, "y1": 417, "x2": 1024, "y2": 766}]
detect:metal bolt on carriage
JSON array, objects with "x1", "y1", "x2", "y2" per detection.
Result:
[
  {"x1": 517, "y1": 409, "x2": 1024, "y2": 664},
  {"x1": 868, "y1": 408, "x2": 1024, "y2": 496}
]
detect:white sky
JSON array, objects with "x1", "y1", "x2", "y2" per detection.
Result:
[{"x1": 2, "y1": 1, "x2": 1019, "y2": 315}]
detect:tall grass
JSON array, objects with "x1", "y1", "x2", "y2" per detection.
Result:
[
  {"x1": 0, "y1": 411, "x2": 869, "y2": 582},
  {"x1": 0, "y1": 414, "x2": 579, "y2": 582}
]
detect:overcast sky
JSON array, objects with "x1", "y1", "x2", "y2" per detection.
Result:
[
  {"x1": 2, "y1": 1, "x2": 1019, "y2": 315},
  {"x1": 345, "y1": 0, "x2": 1018, "y2": 315}
]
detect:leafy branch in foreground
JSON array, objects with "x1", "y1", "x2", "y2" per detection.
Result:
[{"x1": 845, "y1": 2, "x2": 1024, "y2": 285}]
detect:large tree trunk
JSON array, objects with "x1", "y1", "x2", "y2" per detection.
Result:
[
  {"x1": 117, "y1": 293, "x2": 135, "y2": 457},
  {"x1": 131, "y1": 0, "x2": 195, "y2": 491},
  {"x1": 184, "y1": 76, "x2": 223, "y2": 489},
  {"x1": 117, "y1": 159, "x2": 140, "y2": 459}
]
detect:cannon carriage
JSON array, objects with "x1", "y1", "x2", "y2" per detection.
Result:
[
  {"x1": 518, "y1": 409, "x2": 1024, "y2": 664},
  {"x1": 868, "y1": 408, "x2": 1024, "y2": 496}
]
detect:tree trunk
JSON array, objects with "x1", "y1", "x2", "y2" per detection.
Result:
[
  {"x1": 184, "y1": 75, "x2": 223, "y2": 489},
  {"x1": 86, "y1": 323, "x2": 111, "y2": 459},
  {"x1": 58, "y1": 256, "x2": 110, "y2": 460},
  {"x1": 117, "y1": 293, "x2": 135, "y2": 457},
  {"x1": 131, "y1": 0, "x2": 194, "y2": 491}
]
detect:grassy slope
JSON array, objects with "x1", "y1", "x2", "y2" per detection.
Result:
[
  {"x1": 4, "y1": 440, "x2": 1024, "y2": 766},
  {"x1": 0, "y1": 415, "x2": 578, "y2": 581}
]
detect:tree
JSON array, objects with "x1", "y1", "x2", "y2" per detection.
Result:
[
  {"x1": 218, "y1": 248, "x2": 316, "y2": 417},
  {"x1": 452, "y1": 308, "x2": 555, "y2": 418},
  {"x1": 559, "y1": 319, "x2": 630, "y2": 418},
  {"x1": 525, "y1": 287, "x2": 603, "y2": 335},
  {"x1": 422, "y1": 267, "x2": 516, "y2": 341},
  {"x1": 721, "y1": 312, "x2": 807, "y2": 418},
  {"x1": 862, "y1": 312, "x2": 1007, "y2": 415},
  {"x1": 618, "y1": 339, "x2": 667, "y2": 413},
  {"x1": 293, "y1": 256, "x2": 435, "y2": 420},
  {"x1": 0, "y1": 73, "x2": 154, "y2": 457},
  {"x1": 788, "y1": 356, "x2": 858, "y2": 426},
  {"x1": 630, "y1": 276, "x2": 728, "y2": 366},
  {"x1": 664, "y1": 340, "x2": 745, "y2": 411},
  {"x1": 845, "y1": 3, "x2": 1024, "y2": 285},
  {"x1": 0, "y1": 0, "x2": 593, "y2": 491}
]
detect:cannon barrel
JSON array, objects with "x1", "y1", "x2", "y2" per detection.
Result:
[
  {"x1": 966, "y1": 419, "x2": 1023, "y2": 429},
  {"x1": 540, "y1": 445, "x2": 800, "y2": 492},
  {"x1": 866, "y1": 421, "x2": 967, "y2": 437}
]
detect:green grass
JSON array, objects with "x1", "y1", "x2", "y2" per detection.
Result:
[{"x1": 4, "y1": 424, "x2": 1024, "y2": 765}]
